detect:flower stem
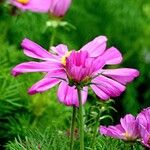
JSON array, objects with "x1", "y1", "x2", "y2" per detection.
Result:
[
  {"x1": 49, "y1": 27, "x2": 56, "y2": 51},
  {"x1": 77, "y1": 88, "x2": 84, "y2": 150},
  {"x1": 70, "y1": 106, "x2": 77, "y2": 150}
]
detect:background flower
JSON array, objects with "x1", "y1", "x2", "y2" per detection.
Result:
[
  {"x1": 9, "y1": 0, "x2": 72, "y2": 16},
  {"x1": 137, "y1": 107, "x2": 150, "y2": 148},
  {"x1": 100, "y1": 114, "x2": 139, "y2": 141},
  {"x1": 9, "y1": 0, "x2": 51, "y2": 12}
]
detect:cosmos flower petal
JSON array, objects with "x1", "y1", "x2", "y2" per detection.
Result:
[
  {"x1": 57, "y1": 81, "x2": 88, "y2": 106},
  {"x1": 28, "y1": 77, "x2": 60, "y2": 95},
  {"x1": 90, "y1": 84, "x2": 110, "y2": 100},
  {"x1": 49, "y1": 0, "x2": 72, "y2": 17},
  {"x1": 120, "y1": 114, "x2": 139, "y2": 138},
  {"x1": 139, "y1": 125, "x2": 150, "y2": 148},
  {"x1": 80, "y1": 36, "x2": 107, "y2": 57},
  {"x1": 137, "y1": 107, "x2": 150, "y2": 127},
  {"x1": 66, "y1": 51, "x2": 90, "y2": 82},
  {"x1": 120, "y1": 114, "x2": 135, "y2": 131},
  {"x1": 10, "y1": 0, "x2": 51, "y2": 12},
  {"x1": 28, "y1": 70, "x2": 66, "y2": 95},
  {"x1": 9, "y1": 0, "x2": 29, "y2": 11},
  {"x1": 11, "y1": 61, "x2": 62, "y2": 76},
  {"x1": 100, "y1": 125, "x2": 124, "y2": 139},
  {"x1": 102, "y1": 47, "x2": 123, "y2": 65},
  {"x1": 91, "y1": 75, "x2": 125, "y2": 100},
  {"x1": 81, "y1": 86, "x2": 88, "y2": 104},
  {"x1": 22, "y1": 38, "x2": 55, "y2": 60},
  {"x1": 51, "y1": 44, "x2": 69, "y2": 56},
  {"x1": 102, "y1": 68, "x2": 139, "y2": 85},
  {"x1": 137, "y1": 108, "x2": 150, "y2": 148}
]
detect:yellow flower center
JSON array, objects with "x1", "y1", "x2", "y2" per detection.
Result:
[
  {"x1": 61, "y1": 51, "x2": 72, "y2": 66},
  {"x1": 17, "y1": 0, "x2": 29, "y2": 4}
]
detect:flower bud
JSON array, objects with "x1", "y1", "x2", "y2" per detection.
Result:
[{"x1": 49, "y1": 0, "x2": 72, "y2": 17}]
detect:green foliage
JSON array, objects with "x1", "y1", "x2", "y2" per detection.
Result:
[
  {"x1": 5, "y1": 127, "x2": 145, "y2": 150},
  {"x1": 5, "y1": 127, "x2": 69, "y2": 150}
]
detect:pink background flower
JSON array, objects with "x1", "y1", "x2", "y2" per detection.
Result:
[
  {"x1": 137, "y1": 107, "x2": 150, "y2": 148},
  {"x1": 100, "y1": 114, "x2": 139, "y2": 141},
  {"x1": 9, "y1": 0, "x2": 72, "y2": 16},
  {"x1": 10, "y1": 0, "x2": 51, "y2": 12}
]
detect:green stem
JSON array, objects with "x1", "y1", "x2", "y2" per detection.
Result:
[
  {"x1": 49, "y1": 28, "x2": 56, "y2": 51},
  {"x1": 77, "y1": 88, "x2": 84, "y2": 150},
  {"x1": 70, "y1": 106, "x2": 77, "y2": 150}
]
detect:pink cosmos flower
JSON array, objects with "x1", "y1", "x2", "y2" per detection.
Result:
[
  {"x1": 9, "y1": 0, "x2": 51, "y2": 12},
  {"x1": 12, "y1": 36, "x2": 139, "y2": 106},
  {"x1": 9, "y1": 0, "x2": 72, "y2": 17},
  {"x1": 100, "y1": 114, "x2": 139, "y2": 141},
  {"x1": 137, "y1": 107, "x2": 150, "y2": 148}
]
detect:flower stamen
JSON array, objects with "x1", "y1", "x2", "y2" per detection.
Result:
[{"x1": 61, "y1": 51, "x2": 72, "y2": 66}]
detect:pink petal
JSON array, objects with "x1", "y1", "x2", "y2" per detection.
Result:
[
  {"x1": 22, "y1": 38, "x2": 55, "y2": 60},
  {"x1": 49, "y1": 0, "x2": 72, "y2": 17},
  {"x1": 89, "y1": 56, "x2": 105, "y2": 74},
  {"x1": 80, "y1": 36, "x2": 107, "y2": 57},
  {"x1": 139, "y1": 125, "x2": 150, "y2": 148},
  {"x1": 11, "y1": 61, "x2": 62, "y2": 76},
  {"x1": 137, "y1": 108, "x2": 150, "y2": 128},
  {"x1": 66, "y1": 51, "x2": 90, "y2": 82},
  {"x1": 102, "y1": 47, "x2": 122, "y2": 65},
  {"x1": 10, "y1": 0, "x2": 51, "y2": 12},
  {"x1": 69, "y1": 65, "x2": 85, "y2": 82},
  {"x1": 120, "y1": 114, "x2": 139, "y2": 138},
  {"x1": 91, "y1": 75, "x2": 125, "y2": 100},
  {"x1": 91, "y1": 84, "x2": 110, "y2": 100},
  {"x1": 100, "y1": 124, "x2": 124, "y2": 139},
  {"x1": 28, "y1": 77, "x2": 60, "y2": 95},
  {"x1": 28, "y1": 70, "x2": 66, "y2": 94},
  {"x1": 102, "y1": 68, "x2": 140, "y2": 85},
  {"x1": 57, "y1": 81, "x2": 88, "y2": 107},
  {"x1": 51, "y1": 44, "x2": 69, "y2": 56},
  {"x1": 120, "y1": 114, "x2": 135, "y2": 131}
]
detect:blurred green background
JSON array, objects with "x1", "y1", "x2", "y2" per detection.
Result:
[{"x1": 0, "y1": 0, "x2": 150, "y2": 149}]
